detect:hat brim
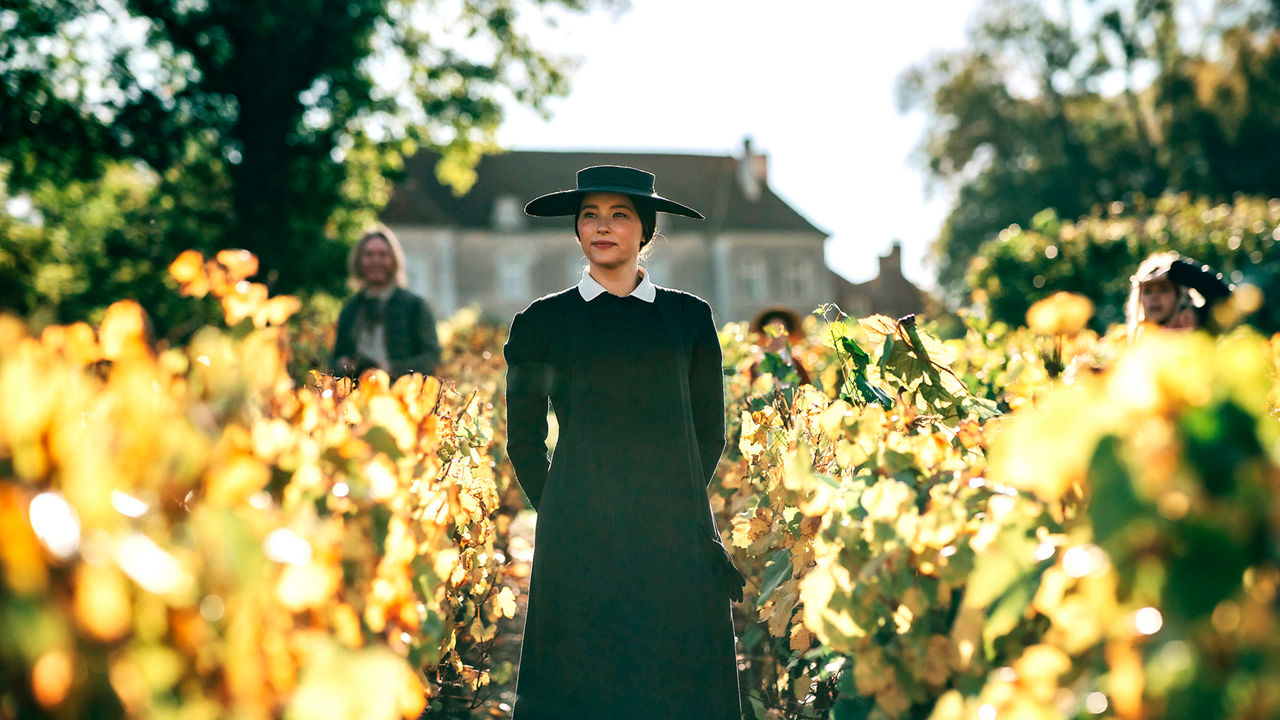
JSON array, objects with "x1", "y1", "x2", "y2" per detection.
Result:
[{"x1": 524, "y1": 188, "x2": 704, "y2": 219}]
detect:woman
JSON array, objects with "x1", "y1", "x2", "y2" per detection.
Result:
[
  {"x1": 330, "y1": 225, "x2": 441, "y2": 379},
  {"x1": 748, "y1": 305, "x2": 812, "y2": 386},
  {"x1": 504, "y1": 166, "x2": 744, "y2": 719},
  {"x1": 1126, "y1": 251, "x2": 1232, "y2": 335}
]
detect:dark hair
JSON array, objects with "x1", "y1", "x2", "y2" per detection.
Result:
[
  {"x1": 1126, "y1": 251, "x2": 1233, "y2": 333},
  {"x1": 750, "y1": 306, "x2": 804, "y2": 339},
  {"x1": 574, "y1": 195, "x2": 658, "y2": 248}
]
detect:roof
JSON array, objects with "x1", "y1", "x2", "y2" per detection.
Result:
[{"x1": 381, "y1": 149, "x2": 827, "y2": 235}]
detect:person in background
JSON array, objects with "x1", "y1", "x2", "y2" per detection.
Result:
[
  {"x1": 1126, "y1": 251, "x2": 1233, "y2": 335},
  {"x1": 748, "y1": 305, "x2": 811, "y2": 386},
  {"x1": 330, "y1": 225, "x2": 441, "y2": 379}
]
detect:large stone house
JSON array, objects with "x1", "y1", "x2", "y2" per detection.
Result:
[{"x1": 379, "y1": 144, "x2": 832, "y2": 323}]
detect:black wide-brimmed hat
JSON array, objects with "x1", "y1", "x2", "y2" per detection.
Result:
[{"x1": 524, "y1": 165, "x2": 704, "y2": 219}]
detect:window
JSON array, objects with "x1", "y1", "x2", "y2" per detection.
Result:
[
  {"x1": 405, "y1": 254, "x2": 433, "y2": 300},
  {"x1": 492, "y1": 195, "x2": 525, "y2": 231},
  {"x1": 736, "y1": 257, "x2": 768, "y2": 302},
  {"x1": 782, "y1": 259, "x2": 811, "y2": 300},
  {"x1": 496, "y1": 254, "x2": 532, "y2": 302}
]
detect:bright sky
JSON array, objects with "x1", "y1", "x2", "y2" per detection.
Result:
[{"x1": 496, "y1": 0, "x2": 984, "y2": 290}]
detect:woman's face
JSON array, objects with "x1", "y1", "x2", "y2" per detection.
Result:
[
  {"x1": 358, "y1": 236, "x2": 396, "y2": 287},
  {"x1": 577, "y1": 192, "x2": 643, "y2": 270},
  {"x1": 1139, "y1": 277, "x2": 1179, "y2": 325}
]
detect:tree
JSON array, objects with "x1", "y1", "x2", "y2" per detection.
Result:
[
  {"x1": 0, "y1": 0, "x2": 614, "y2": 330},
  {"x1": 898, "y1": 0, "x2": 1280, "y2": 300}
]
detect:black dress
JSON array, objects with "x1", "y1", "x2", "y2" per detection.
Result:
[{"x1": 503, "y1": 286, "x2": 741, "y2": 720}]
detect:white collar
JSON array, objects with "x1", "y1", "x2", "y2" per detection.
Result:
[{"x1": 576, "y1": 266, "x2": 656, "y2": 303}]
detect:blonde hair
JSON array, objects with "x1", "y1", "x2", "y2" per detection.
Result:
[{"x1": 347, "y1": 224, "x2": 409, "y2": 291}]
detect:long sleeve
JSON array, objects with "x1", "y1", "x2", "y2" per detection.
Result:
[
  {"x1": 389, "y1": 293, "x2": 441, "y2": 378},
  {"x1": 329, "y1": 299, "x2": 358, "y2": 374},
  {"x1": 503, "y1": 307, "x2": 552, "y2": 510},
  {"x1": 689, "y1": 299, "x2": 726, "y2": 486}
]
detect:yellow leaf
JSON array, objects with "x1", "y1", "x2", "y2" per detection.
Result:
[
  {"x1": 221, "y1": 282, "x2": 269, "y2": 327},
  {"x1": 368, "y1": 395, "x2": 416, "y2": 455},
  {"x1": 816, "y1": 399, "x2": 855, "y2": 438},
  {"x1": 853, "y1": 645, "x2": 891, "y2": 696},
  {"x1": 332, "y1": 603, "x2": 364, "y2": 648},
  {"x1": 789, "y1": 623, "x2": 814, "y2": 652},
  {"x1": 433, "y1": 548, "x2": 459, "y2": 583},
  {"x1": 99, "y1": 300, "x2": 151, "y2": 360},
  {"x1": 277, "y1": 561, "x2": 342, "y2": 612},
  {"x1": 254, "y1": 294, "x2": 302, "y2": 328},
  {"x1": 1026, "y1": 291, "x2": 1094, "y2": 336},
  {"x1": 1014, "y1": 644, "x2": 1072, "y2": 705},
  {"x1": 287, "y1": 642, "x2": 427, "y2": 720},
  {"x1": 0, "y1": 484, "x2": 48, "y2": 594},
  {"x1": 41, "y1": 322, "x2": 101, "y2": 365},
  {"x1": 31, "y1": 649, "x2": 75, "y2": 709},
  {"x1": 216, "y1": 249, "x2": 259, "y2": 282},
  {"x1": 493, "y1": 586, "x2": 518, "y2": 619},
  {"x1": 800, "y1": 563, "x2": 864, "y2": 653},
  {"x1": 168, "y1": 250, "x2": 209, "y2": 297},
  {"x1": 793, "y1": 672, "x2": 813, "y2": 702},
  {"x1": 206, "y1": 453, "x2": 271, "y2": 505},
  {"x1": 1107, "y1": 640, "x2": 1145, "y2": 720},
  {"x1": 73, "y1": 563, "x2": 132, "y2": 642},
  {"x1": 861, "y1": 479, "x2": 914, "y2": 522},
  {"x1": 365, "y1": 455, "x2": 400, "y2": 502}
]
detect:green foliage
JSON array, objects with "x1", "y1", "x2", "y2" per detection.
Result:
[
  {"x1": 0, "y1": 0, "x2": 613, "y2": 306},
  {"x1": 968, "y1": 194, "x2": 1279, "y2": 333},
  {"x1": 899, "y1": 0, "x2": 1280, "y2": 298},
  {"x1": 0, "y1": 162, "x2": 229, "y2": 337}
]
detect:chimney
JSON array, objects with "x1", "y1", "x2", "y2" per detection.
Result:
[
  {"x1": 737, "y1": 136, "x2": 766, "y2": 201},
  {"x1": 879, "y1": 241, "x2": 903, "y2": 278}
]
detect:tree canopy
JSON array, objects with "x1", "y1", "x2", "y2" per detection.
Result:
[
  {"x1": 0, "y1": 0, "x2": 612, "y2": 333},
  {"x1": 899, "y1": 0, "x2": 1280, "y2": 299}
]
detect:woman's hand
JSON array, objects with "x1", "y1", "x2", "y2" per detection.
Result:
[{"x1": 706, "y1": 538, "x2": 746, "y2": 603}]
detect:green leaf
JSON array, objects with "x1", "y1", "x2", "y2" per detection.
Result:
[
  {"x1": 1165, "y1": 521, "x2": 1248, "y2": 620},
  {"x1": 960, "y1": 396, "x2": 1001, "y2": 421},
  {"x1": 1087, "y1": 435, "x2": 1144, "y2": 549},
  {"x1": 853, "y1": 374, "x2": 894, "y2": 410},
  {"x1": 756, "y1": 548, "x2": 794, "y2": 608},
  {"x1": 361, "y1": 426, "x2": 405, "y2": 460},
  {"x1": 1179, "y1": 401, "x2": 1261, "y2": 498},
  {"x1": 839, "y1": 336, "x2": 873, "y2": 368},
  {"x1": 982, "y1": 569, "x2": 1044, "y2": 655},
  {"x1": 832, "y1": 696, "x2": 874, "y2": 720}
]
